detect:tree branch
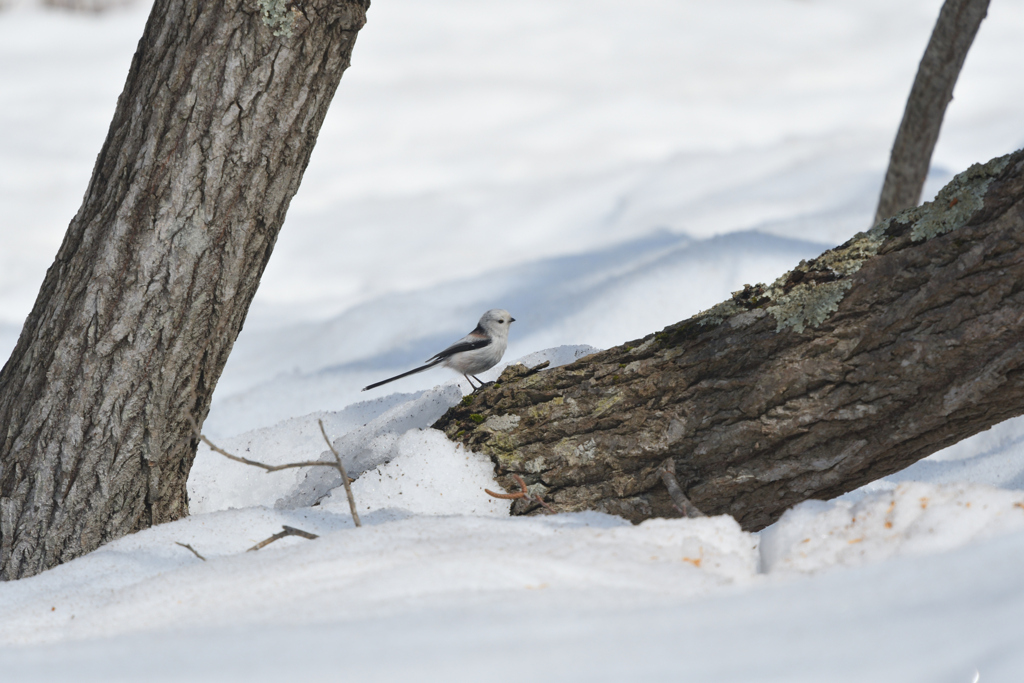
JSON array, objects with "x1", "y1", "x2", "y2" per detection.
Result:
[
  {"x1": 174, "y1": 542, "x2": 206, "y2": 561},
  {"x1": 658, "y1": 459, "x2": 705, "y2": 519},
  {"x1": 187, "y1": 414, "x2": 363, "y2": 527},
  {"x1": 247, "y1": 525, "x2": 319, "y2": 552},
  {"x1": 874, "y1": 0, "x2": 990, "y2": 224},
  {"x1": 319, "y1": 419, "x2": 361, "y2": 527}
]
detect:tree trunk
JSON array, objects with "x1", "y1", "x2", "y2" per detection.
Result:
[
  {"x1": 873, "y1": 0, "x2": 989, "y2": 225},
  {"x1": 0, "y1": 0, "x2": 368, "y2": 580},
  {"x1": 438, "y1": 149, "x2": 1024, "y2": 531}
]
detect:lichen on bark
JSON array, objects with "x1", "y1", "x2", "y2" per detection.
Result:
[
  {"x1": 909, "y1": 155, "x2": 1012, "y2": 241},
  {"x1": 693, "y1": 151, "x2": 1018, "y2": 336},
  {"x1": 258, "y1": 0, "x2": 296, "y2": 37}
]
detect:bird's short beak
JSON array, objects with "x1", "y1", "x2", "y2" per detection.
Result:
[{"x1": 510, "y1": 317, "x2": 516, "y2": 323}]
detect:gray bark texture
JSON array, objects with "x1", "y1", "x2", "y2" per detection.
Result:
[
  {"x1": 437, "y1": 149, "x2": 1024, "y2": 531},
  {"x1": 874, "y1": 0, "x2": 989, "y2": 225},
  {"x1": 0, "y1": 0, "x2": 368, "y2": 580}
]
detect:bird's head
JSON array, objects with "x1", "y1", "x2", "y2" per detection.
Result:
[{"x1": 479, "y1": 308, "x2": 515, "y2": 336}]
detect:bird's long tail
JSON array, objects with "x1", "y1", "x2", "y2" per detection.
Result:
[{"x1": 361, "y1": 359, "x2": 443, "y2": 391}]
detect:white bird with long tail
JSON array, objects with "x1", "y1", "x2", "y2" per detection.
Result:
[{"x1": 362, "y1": 309, "x2": 515, "y2": 392}]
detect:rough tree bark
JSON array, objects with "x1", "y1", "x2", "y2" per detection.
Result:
[
  {"x1": 438, "y1": 149, "x2": 1024, "y2": 531},
  {"x1": 874, "y1": 0, "x2": 989, "y2": 225},
  {"x1": 0, "y1": 0, "x2": 368, "y2": 580}
]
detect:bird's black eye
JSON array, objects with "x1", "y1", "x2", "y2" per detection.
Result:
[{"x1": 498, "y1": 319, "x2": 504, "y2": 323}]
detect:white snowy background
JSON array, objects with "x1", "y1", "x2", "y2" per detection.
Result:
[{"x1": 1, "y1": 0, "x2": 1024, "y2": 680}]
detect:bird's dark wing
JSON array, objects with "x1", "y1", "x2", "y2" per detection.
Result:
[{"x1": 426, "y1": 332, "x2": 491, "y2": 363}]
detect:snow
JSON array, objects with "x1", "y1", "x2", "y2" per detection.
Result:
[
  {"x1": 762, "y1": 482, "x2": 1024, "y2": 574},
  {"x1": 2, "y1": 0, "x2": 1024, "y2": 679},
  {"x1": 321, "y1": 428, "x2": 511, "y2": 518},
  {"x1": 2, "y1": 482, "x2": 1023, "y2": 681}
]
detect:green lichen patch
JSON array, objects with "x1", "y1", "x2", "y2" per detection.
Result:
[
  {"x1": 909, "y1": 154, "x2": 1012, "y2": 242},
  {"x1": 630, "y1": 152, "x2": 1016, "y2": 341},
  {"x1": 694, "y1": 300, "x2": 744, "y2": 328},
  {"x1": 682, "y1": 229, "x2": 885, "y2": 335},
  {"x1": 592, "y1": 392, "x2": 623, "y2": 416},
  {"x1": 765, "y1": 225, "x2": 886, "y2": 333},
  {"x1": 801, "y1": 225, "x2": 886, "y2": 279},
  {"x1": 258, "y1": 0, "x2": 296, "y2": 37},
  {"x1": 469, "y1": 413, "x2": 485, "y2": 424},
  {"x1": 551, "y1": 437, "x2": 598, "y2": 467},
  {"x1": 480, "y1": 414, "x2": 521, "y2": 432},
  {"x1": 766, "y1": 279, "x2": 853, "y2": 333},
  {"x1": 480, "y1": 431, "x2": 519, "y2": 459}
]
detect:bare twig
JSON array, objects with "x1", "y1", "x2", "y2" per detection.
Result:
[
  {"x1": 247, "y1": 525, "x2": 320, "y2": 552},
  {"x1": 186, "y1": 413, "x2": 362, "y2": 525},
  {"x1": 200, "y1": 435, "x2": 334, "y2": 473},
  {"x1": 188, "y1": 413, "x2": 332, "y2": 472},
  {"x1": 175, "y1": 542, "x2": 207, "y2": 561},
  {"x1": 319, "y1": 419, "x2": 361, "y2": 528},
  {"x1": 485, "y1": 474, "x2": 555, "y2": 513},
  {"x1": 484, "y1": 489, "x2": 524, "y2": 500},
  {"x1": 658, "y1": 458, "x2": 705, "y2": 519},
  {"x1": 281, "y1": 525, "x2": 318, "y2": 539}
]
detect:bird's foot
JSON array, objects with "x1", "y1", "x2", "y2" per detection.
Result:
[{"x1": 470, "y1": 377, "x2": 496, "y2": 393}]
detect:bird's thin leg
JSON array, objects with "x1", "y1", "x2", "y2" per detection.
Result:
[
  {"x1": 472, "y1": 374, "x2": 495, "y2": 391},
  {"x1": 463, "y1": 374, "x2": 480, "y2": 391}
]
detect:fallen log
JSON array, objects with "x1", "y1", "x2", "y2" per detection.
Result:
[{"x1": 436, "y1": 149, "x2": 1024, "y2": 530}]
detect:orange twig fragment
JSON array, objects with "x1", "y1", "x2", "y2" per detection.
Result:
[
  {"x1": 485, "y1": 474, "x2": 555, "y2": 513},
  {"x1": 483, "y1": 489, "x2": 522, "y2": 500}
]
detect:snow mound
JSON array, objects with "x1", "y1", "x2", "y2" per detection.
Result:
[
  {"x1": 187, "y1": 398, "x2": 413, "y2": 514},
  {"x1": 0, "y1": 509, "x2": 755, "y2": 647},
  {"x1": 760, "y1": 482, "x2": 1024, "y2": 573},
  {"x1": 190, "y1": 382, "x2": 465, "y2": 513},
  {"x1": 320, "y1": 427, "x2": 510, "y2": 518},
  {"x1": 0, "y1": 506, "x2": 354, "y2": 646},
  {"x1": 190, "y1": 346, "x2": 600, "y2": 514}
]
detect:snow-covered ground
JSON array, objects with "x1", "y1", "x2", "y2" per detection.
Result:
[{"x1": 2, "y1": 0, "x2": 1024, "y2": 680}]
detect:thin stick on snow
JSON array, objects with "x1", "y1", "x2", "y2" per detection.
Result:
[
  {"x1": 184, "y1": 409, "x2": 363, "y2": 528},
  {"x1": 202, "y1": 438, "x2": 333, "y2": 472},
  {"x1": 318, "y1": 419, "x2": 362, "y2": 528},
  {"x1": 658, "y1": 458, "x2": 705, "y2": 519},
  {"x1": 175, "y1": 542, "x2": 207, "y2": 561},
  {"x1": 189, "y1": 419, "x2": 328, "y2": 472},
  {"x1": 247, "y1": 525, "x2": 320, "y2": 552},
  {"x1": 186, "y1": 413, "x2": 355, "y2": 476}
]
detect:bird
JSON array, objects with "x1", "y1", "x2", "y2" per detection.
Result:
[{"x1": 362, "y1": 309, "x2": 516, "y2": 393}]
